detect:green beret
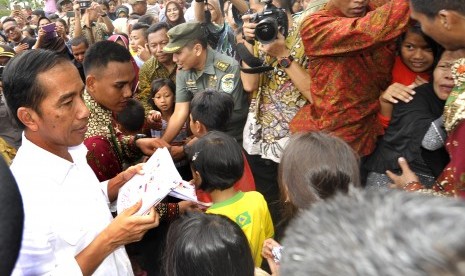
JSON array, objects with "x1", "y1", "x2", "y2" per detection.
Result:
[{"x1": 163, "y1": 22, "x2": 206, "y2": 53}]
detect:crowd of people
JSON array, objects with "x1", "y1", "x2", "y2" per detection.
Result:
[{"x1": 1, "y1": 0, "x2": 465, "y2": 275}]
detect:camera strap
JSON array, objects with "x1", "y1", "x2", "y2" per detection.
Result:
[{"x1": 237, "y1": 43, "x2": 273, "y2": 74}]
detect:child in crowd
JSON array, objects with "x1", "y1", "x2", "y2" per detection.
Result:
[
  {"x1": 114, "y1": 98, "x2": 146, "y2": 169},
  {"x1": 188, "y1": 131, "x2": 273, "y2": 267},
  {"x1": 164, "y1": 212, "x2": 263, "y2": 276},
  {"x1": 378, "y1": 21, "x2": 441, "y2": 127},
  {"x1": 187, "y1": 89, "x2": 255, "y2": 202},
  {"x1": 147, "y1": 78, "x2": 190, "y2": 178},
  {"x1": 115, "y1": 98, "x2": 146, "y2": 136},
  {"x1": 262, "y1": 132, "x2": 361, "y2": 273}
]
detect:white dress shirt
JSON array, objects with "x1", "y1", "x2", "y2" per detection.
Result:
[{"x1": 11, "y1": 135, "x2": 133, "y2": 276}]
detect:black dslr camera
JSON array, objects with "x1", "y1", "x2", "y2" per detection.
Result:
[{"x1": 250, "y1": 0, "x2": 288, "y2": 44}]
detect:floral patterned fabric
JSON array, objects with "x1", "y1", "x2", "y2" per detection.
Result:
[
  {"x1": 242, "y1": 13, "x2": 309, "y2": 163},
  {"x1": 431, "y1": 59, "x2": 465, "y2": 197},
  {"x1": 295, "y1": 0, "x2": 410, "y2": 156}
]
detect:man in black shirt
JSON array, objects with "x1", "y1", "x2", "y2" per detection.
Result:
[{"x1": 2, "y1": 18, "x2": 36, "y2": 54}]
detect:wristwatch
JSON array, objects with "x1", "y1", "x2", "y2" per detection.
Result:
[
  {"x1": 277, "y1": 55, "x2": 294, "y2": 68},
  {"x1": 133, "y1": 133, "x2": 147, "y2": 147}
]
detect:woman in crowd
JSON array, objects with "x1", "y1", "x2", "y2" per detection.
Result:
[
  {"x1": 193, "y1": 0, "x2": 237, "y2": 58},
  {"x1": 164, "y1": 0, "x2": 185, "y2": 28},
  {"x1": 365, "y1": 50, "x2": 463, "y2": 190},
  {"x1": 32, "y1": 16, "x2": 70, "y2": 58}
]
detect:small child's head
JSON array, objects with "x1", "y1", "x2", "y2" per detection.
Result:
[
  {"x1": 149, "y1": 78, "x2": 176, "y2": 114},
  {"x1": 188, "y1": 131, "x2": 243, "y2": 192},
  {"x1": 115, "y1": 98, "x2": 145, "y2": 135},
  {"x1": 189, "y1": 89, "x2": 234, "y2": 138},
  {"x1": 164, "y1": 212, "x2": 255, "y2": 276},
  {"x1": 398, "y1": 21, "x2": 440, "y2": 74}
]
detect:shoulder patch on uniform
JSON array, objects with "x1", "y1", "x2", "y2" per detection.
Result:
[
  {"x1": 221, "y1": 73, "x2": 235, "y2": 93},
  {"x1": 215, "y1": 61, "x2": 230, "y2": 72}
]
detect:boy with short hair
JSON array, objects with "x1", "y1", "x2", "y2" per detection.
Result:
[
  {"x1": 186, "y1": 89, "x2": 255, "y2": 202},
  {"x1": 188, "y1": 131, "x2": 273, "y2": 267}
]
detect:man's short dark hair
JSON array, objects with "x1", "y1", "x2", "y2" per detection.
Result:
[
  {"x1": 83, "y1": 41, "x2": 132, "y2": 76},
  {"x1": 190, "y1": 89, "x2": 234, "y2": 132},
  {"x1": 281, "y1": 189, "x2": 465, "y2": 275},
  {"x1": 410, "y1": 0, "x2": 465, "y2": 18},
  {"x1": 188, "y1": 131, "x2": 244, "y2": 192},
  {"x1": 31, "y1": 9, "x2": 46, "y2": 17},
  {"x1": 115, "y1": 98, "x2": 145, "y2": 133},
  {"x1": 3, "y1": 50, "x2": 70, "y2": 128},
  {"x1": 48, "y1": 14, "x2": 59, "y2": 21},
  {"x1": 138, "y1": 14, "x2": 155, "y2": 25},
  {"x1": 70, "y1": 36, "x2": 89, "y2": 48},
  {"x1": 145, "y1": 21, "x2": 170, "y2": 39},
  {"x1": 2, "y1": 17, "x2": 16, "y2": 25},
  {"x1": 131, "y1": 22, "x2": 150, "y2": 32}
]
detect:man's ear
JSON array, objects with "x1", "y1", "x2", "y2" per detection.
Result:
[
  {"x1": 194, "y1": 120, "x2": 207, "y2": 136},
  {"x1": 17, "y1": 107, "x2": 39, "y2": 132},
  {"x1": 193, "y1": 170, "x2": 202, "y2": 186},
  {"x1": 85, "y1": 74, "x2": 96, "y2": 93},
  {"x1": 438, "y1": 9, "x2": 453, "y2": 30},
  {"x1": 194, "y1": 43, "x2": 203, "y2": 57}
]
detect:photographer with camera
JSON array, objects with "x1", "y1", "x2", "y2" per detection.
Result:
[
  {"x1": 240, "y1": 0, "x2": 311, "y2": 238},
  {"x1": 70, "y1": 0, "x2": 114, "y2": 45},
  {"x1": 193, "y1": 0, "x2": 248, "y2": 58}
]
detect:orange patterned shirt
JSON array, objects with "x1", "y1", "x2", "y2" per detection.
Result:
[{"x1": 299, "y1": 0, "x2": 410, "y2": 156}]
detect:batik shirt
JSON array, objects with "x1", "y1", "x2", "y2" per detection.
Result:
[
  {"x1": 299, "y1": 0, "x2": 410, "y2": 156},
  {"x1": 83, "y1": 90, "x2": 142, "y2": 182},
  {"x1": 136, "y1": 56, "x2": 176, "y2": 115},
  {"x1": 242, "y1": 13, "x2": 309, "y2": 163}
]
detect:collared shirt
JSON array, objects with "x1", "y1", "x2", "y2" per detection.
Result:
[
  {"x1": 176, "y1": 47, "x2": 248, "y2": 142},
  {"x1": 300, "y1": 0, "x2": 410, "y2": 156},
  {"x1": 84, "y1": 90, "x2": 141, "y2": 182},
  {"x1": 243, "y1": 13, "x2": 309, "y2": 163},
  {"x1": 136, "y1": 56, "x2": 176, "y2": 115},
  {"x1": 11, "y1": 135, "x2": 133, "y2": 275}
]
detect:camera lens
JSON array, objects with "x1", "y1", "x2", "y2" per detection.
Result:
[{"x1": 255, "y1": 18, "x2": 278, "y2": 44}]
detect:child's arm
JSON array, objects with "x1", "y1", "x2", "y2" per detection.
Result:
[
  {"x1": 146, "y1": 110, "x2": 162, "y2": 130},
  {"x1": 379, "y1": 82, "x2": 416, "y2": 124}
]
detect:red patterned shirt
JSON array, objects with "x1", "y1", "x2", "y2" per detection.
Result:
[{"x1": 299, "y1": 0, "x2": 410, "y2": 156}]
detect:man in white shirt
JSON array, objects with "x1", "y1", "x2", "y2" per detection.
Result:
[{"x1": 3, "y1": 49, "x2": 159, "y2": 275}]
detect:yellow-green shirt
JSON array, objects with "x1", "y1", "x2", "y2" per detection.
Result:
[{"x1": 206, "y1": 191, "x2": 274, "y2": 266}]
